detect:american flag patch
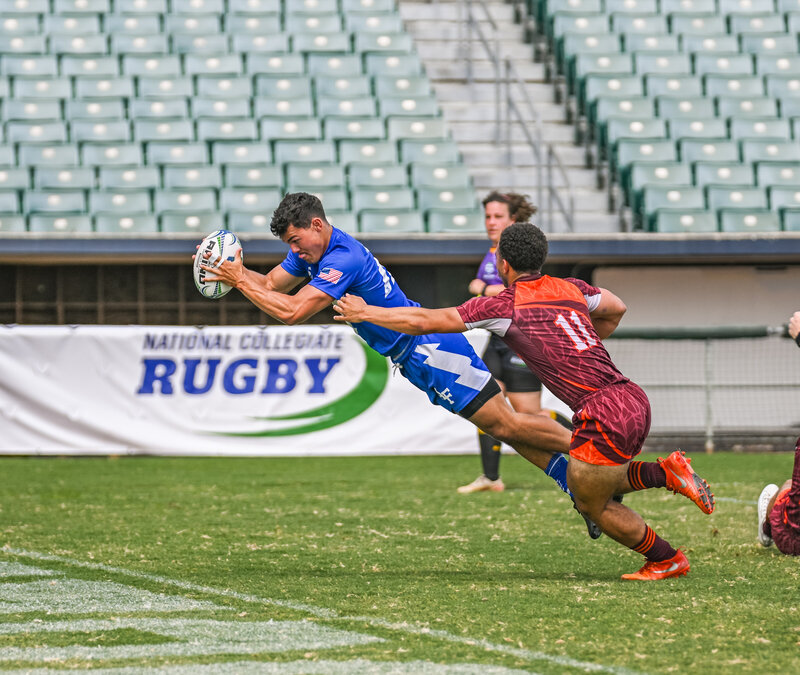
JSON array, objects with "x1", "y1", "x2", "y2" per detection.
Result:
[{"x1": 317, "y1": 267, "x2": 343, "y2": 284}]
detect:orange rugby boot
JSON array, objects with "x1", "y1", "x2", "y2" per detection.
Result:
[
  {"x1": 659, "y1": 450, "x2": 715, "y2": 514},
  {"x1": 621, "y1": 549, "x2": 690, "y2": 581}
]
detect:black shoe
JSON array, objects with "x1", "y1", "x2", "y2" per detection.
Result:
[{"x1": 572, "y1": 499, "x2": 602, "y2": 540}]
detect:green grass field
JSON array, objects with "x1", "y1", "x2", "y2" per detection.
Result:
[{"x1": 0, "y1": 451, "x2": 798, "y2": 674}]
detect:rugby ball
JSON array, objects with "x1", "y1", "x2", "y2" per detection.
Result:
[{"x1": 193, "y1": 229, "x2": 243, "y2": 299}]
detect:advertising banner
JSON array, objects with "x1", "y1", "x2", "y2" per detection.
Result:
[{"x1": 0, "y1": 325, "x2": 488, "y2": 456}]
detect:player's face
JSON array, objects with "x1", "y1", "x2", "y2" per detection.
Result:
[
  {"x1": 484, "y1": 201, "x2": 514, "y2": 245},
  {"x1": 495, "y1": 249, "x2": 511, "y2": 286},
  {"x1": 282, "y1": 222, "x2": 326, "y2": 263}
]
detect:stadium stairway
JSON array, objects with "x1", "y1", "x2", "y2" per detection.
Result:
[{"x1": 399, "y1": 0, "x2": 620, "y2": 233}]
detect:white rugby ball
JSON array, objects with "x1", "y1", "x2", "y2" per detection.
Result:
[{"x1": 193, "y1": 229, "x2": 243, "y2": 299}]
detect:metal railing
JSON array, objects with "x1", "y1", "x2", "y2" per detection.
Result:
[{"x1": 461, "y1": 0, "x2": 575, "y2": 231}]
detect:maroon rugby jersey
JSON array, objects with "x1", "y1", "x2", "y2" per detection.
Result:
[{"x1": 457, "y1": 273, "x2": 628, "y2": 409}]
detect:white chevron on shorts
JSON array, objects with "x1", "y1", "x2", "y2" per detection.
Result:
[{"x1": 414, "y1": 343, "x2": 491, "y2": 391}]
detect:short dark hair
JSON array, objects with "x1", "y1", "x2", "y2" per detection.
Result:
[
  {"x1": 481, "y1": 191, "x2": 538, "y2": 223},
  {"x1": 497, "y1": 222, "x2": 548, "y2": 274},
  {"x1": 270, "y1": 192, "x2": 328, "y2": 238}
]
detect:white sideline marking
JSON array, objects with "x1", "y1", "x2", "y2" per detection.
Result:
[
  {"x1": 2, "y1": 659, "x2": 533, "y2": 675},
  {"x1": 0, "y1": 562, "x2": 60, "y2": 577},
  {"x1": 1, "y1": 547, "x2": 640, "y2": 675}
]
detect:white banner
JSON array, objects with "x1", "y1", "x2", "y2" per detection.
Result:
[{"x1": 0, "y1": 325, "x2": 489, "y2": 456}]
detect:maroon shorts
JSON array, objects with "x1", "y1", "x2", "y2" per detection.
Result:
[
  {"x1": 769, "y1": 486, "x2": 800, "y2": 556},
  {"x1": 569, "y1": 382, "x2": 651, "y2": 466}
]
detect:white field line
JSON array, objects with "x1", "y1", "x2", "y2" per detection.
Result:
[{"x1": 1, "y1": 546, "x2": 640, "y2": 675}]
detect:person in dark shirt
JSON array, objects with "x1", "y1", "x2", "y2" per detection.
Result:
[
  {"x1": 757, "y1": 311, "x2": 800, "y2": 555},
  {"x1": 334, "y1": 222, "x2": 716, "y2": 580}
]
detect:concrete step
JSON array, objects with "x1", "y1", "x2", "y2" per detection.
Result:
[
  {"x1": 469, "y1": 166, "x2": 601, "y2": 191},
  {"x1": 398, "y1": 2, "x2": 515, "y2": 22},
  {"x1": 439, "y1": 99, "x2": 566, "y2": 124},
  {"x1": 415, "y1": 40, "x2": 534, "y2": 62},
  {"x1": 425, "y1": 59, "x2": 544, "y2": 82},
  {"x1": 432, "y1": 80, "x2": 555, "y2": 102},
  {"x1": 449, "y1": 120, "x2": 577, "y2": 144},
  {"x1": 460, "y1": 143, "x2": 590, "y2": 171}
]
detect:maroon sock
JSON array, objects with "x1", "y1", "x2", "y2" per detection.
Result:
[
  {"x1": 631, "y1": 525, "x2": 677, "y2": 562},
  {"x1": 627, "y1": 461, "x2": 667, "y2": 490}
]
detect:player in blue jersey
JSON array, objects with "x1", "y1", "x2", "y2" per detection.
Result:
[{"x1": 198, "y1": 192, "x2": 595, "y2": 533}]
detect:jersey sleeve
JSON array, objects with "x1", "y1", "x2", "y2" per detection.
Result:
[
  {"x1": 565, "y1": 277, "x2": 602, "y2": 312},
  {"x1": 306, "y1": 246, "x2": 360, "y2": 300},
  {"x1": 457, "y1": 293, "x2": 513, "y2": 336},
  {"x1": 280, "y1": 251, "x2": 308, "y2": 279}
]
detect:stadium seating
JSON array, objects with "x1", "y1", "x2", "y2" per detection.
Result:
[
  {"x1": 0, "y1": 0, "x2": 481, "y2": 234},
  {"x1": 544, "y1": 0, "x2": 800, "y2": 230}
]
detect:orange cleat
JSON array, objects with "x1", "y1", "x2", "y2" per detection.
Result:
[
  {"x1": 621, "y1": 549, "x2": 690, "y2": 581},
  {"x1": 659, "y1": 450, "x2": 715, "y2": 514}
]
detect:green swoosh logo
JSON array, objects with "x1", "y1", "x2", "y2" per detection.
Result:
[{"x1": 214, "y1": 340, "x2": 389, "y2": 437}]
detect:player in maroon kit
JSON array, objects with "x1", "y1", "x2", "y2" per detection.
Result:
[
  {"x1": 333, "y1": 222, "x2": 716, "y2": 580},
  {"x1": 757, "y1": 310, "x2": 800, "y2": 556}
]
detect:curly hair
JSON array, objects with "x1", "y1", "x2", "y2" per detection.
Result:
[
  {"x1": 496, "y1": 222, "x2": 548, "y2": 274},
  {"x1": 481, "y1": 191, "x2": 538, "y2": 223},
  {"x1": 270, "y1": 192, "x2": 328, "y2": 238}
]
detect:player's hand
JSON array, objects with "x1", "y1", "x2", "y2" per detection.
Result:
[
  {"x1": 199, "y1": 247, "x2": 245, "y2": 287},
  {"x1": 789, "y1": 311, "x2": 800, "y2": 339},
  {"x1": 332, "y1": 294, "x2": 368, "y2": 322}
]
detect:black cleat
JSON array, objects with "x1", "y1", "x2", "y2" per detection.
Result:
[{"x1": 574, "y1": 494, "x2": 624, "y2": 540}]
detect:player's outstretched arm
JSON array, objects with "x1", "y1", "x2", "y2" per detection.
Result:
[
  {"x1": 590, "y1": 287, "x2": 627, "y2": 339},
  {"x1": 333, "y1": 294, "x2": 466, "y2": 335}
]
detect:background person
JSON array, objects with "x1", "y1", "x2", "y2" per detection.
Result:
[
  {"x1": 757, "y1": 311, "x2": 800, "y2": 555},
  {"x1": 459, "y1": 192, "x2": 546, "y2": 495}
]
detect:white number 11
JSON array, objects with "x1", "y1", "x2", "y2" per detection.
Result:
[{"x1": 554, "y1": 311, "x2": 597, "y2": 352}]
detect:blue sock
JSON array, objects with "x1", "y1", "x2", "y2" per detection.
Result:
[{"x1": 545, "y1": 453, "x2": 572, "y2": 497}]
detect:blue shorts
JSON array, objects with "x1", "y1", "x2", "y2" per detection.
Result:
[{"x1": 394, "y1": 332, "x2": 493, "y2": 415}]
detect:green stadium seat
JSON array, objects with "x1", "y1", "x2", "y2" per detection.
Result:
[
  {"x1": 352, "y1": 187, "x2": 414, "y2": 213},
  {"x1": 326, "y1": 210, "x2": 358, "y2": 233},
  {"x1": 25, "y1": 189, "x2": 87, "y2": 213},
  {"x1": 679, "y1": 138, "x2": 740, "y2": 164},
  {"x1": 0, "y1": 34, "x2": 46, "y2": 54},
  {"x1": 50, "y1": 34, "x2": 108, "y2": 56},
  {"x1": 769, "y1": 186, "x2": 800, "y2": 210},
  {"x1": 729, "y1": 118, "x2": 791, "y2": 141},
  {"x1": 416, "y1": 188, "x2": 475, "y2": 212},
  {"x1": 70, "y1": 120, "x2": 132, "y2": 143},
  {"x1": 20, "y1": 143, "x2": 79, "y2": 166},
  {"x1": 60, "y1": 56, "x2": 119, "y2": 78},
  {"x1": 364, "y1": 53, "x2": 423, "y2": 77},
  {"x1": 644, "y1": 75, "x2": 702, "y2": 98},
  {"x1": 623, "y1": 34, "x2": 679, "y2": 52},
  {"x1": 191, "y1": 98, "x2": 249, "y2": 119},
  {"x1": 742, "y1": 140, "x2": 800, "y2": 163},
  {"x1": 55, "y1": 0, "x2": 109, "y2": 10},
  {"x1": 212, "y1": 142, "x2": 273, "y2": 165},
  {"x1": 220, "y1": 188, "x2": 281, "y2": 212},
  {"x1": 229, "y1": 0, "x2": 281, "y2": 10},
  {"x1": 0, "y1": 167, "x2": 31, "y2": 189},
  {"x1": 0, "y1": 14, "x2": 39, "y2": 34},
  {"x1": 610, "y1": 13, "x2": 667, "y2": 35},
  {"x1": 346, "y1": 12, "x2": 404, "y2": 34},
  {"x1": 254, "y1": 75, "x2": 312, "y2": 100},
  {"x1": 359, "y1": 209, "x2": 424, "y2": 233},
  {"x1": 163, "y1": 165, "x2": 222, "y2": 189},
  {"x1": 307, "y1": 54, "x2": 363, "y2": 77},
  {"x1": 168, "y1": 33, "x2": 228, "y2": 55},
  {"x1": 130, "y1": 100, "x2": 190, "y2": 121},
  {"x1": 292, "y1": 32, "x2": 352, "y2": 53},
  {"x1": 0, "y1": 215, "x2": 26, "y2": 232},
  {"x1": 29, "y1": 214, "x2": 92, "y2": 232},
  {"x1": 260, "y1": 118, "x2": 322, "y2": 141},
  {"x1": 287, "y1": 186, "x2": 348, "y2": 210},
  {"x1": 765, "y1": 75, "x2": 800, "y2": 99},
  {"x1": 226, "y1": 211, "x2": 273, "y2": 233},
  {"x1": 754, "y1": 55, "x2": 800, "y2": 79},
  {"x1": 717, "y1": 96, "x2": 778, "y2": 119},
  {"x1": 285, "y1": 163, "x2": 345, "y2": 188},
  {"x1": 348, "y1": 163, "x2": 407, "y2": 188},
  {"x1": 34, "y1": 167, "x2": 93, "y2": 189},
  {"x1": 387, "y1": 117, "x2": 448, "y2": 140},
  {"x1": 628, "y1": 162, "x2": 693, "y2": 211},
  {"x1": 244, "y1": 53, "x2": 305, "y2": 77},
  {"x1": 1, "y1": 55, "x2": 57, "y2": 77},
  {"x1": 98, "y1": 166, "x2": 160, "y2": 190},
  {"x1": 318, "y1": 97, "x2": 378, "y2": 117},
  {"x1": 426, "y1": 209, "x2": 484, "y2": 233},
  {"x1": 633, "y1": 52, "x2": 691, "y2": 77},
  {"x1": 197, "y1": 119, "x2": 258, "y2": 142},
  {"x1": 660, "y1": 0, "x2": 715, "y2": 13},
  {"x1": 13, "y1": 77, "x2": 72, "y2": 99},
  {"x1": 612, "y1": 140, "x2": 678, "y2": 185},
  {"x1": 184, "y1": 54, "x2": 244, "y2": 77},
  {"x1": 94, "y1": 213, "x2": 159, "y2": 233},
  {"x1": 75, "y1": 76, "x2": 135, "y2": 99},
  {"x1": 0, "y1": 145, "x2": 13, "y2": 164},
  {"x1": 315, "y1": 75, "x2": 372, "y2": 99},
  {"x1": 122, "y1": 55, "x2": 181, "y2": 77},
  {"x1": 680, "y1": 34, "x2": 739, "y2": 54},
  {"x1": 606, "y1": 118, "x2": 667, "y2": 148},
  {"x1": 591, "y1": 96, "x2": 654, "y2": 144},
  {"x1": 706, "y1": 186, "x2": 768, "y2": 211},
  {"x1": 655, "y1": 96, "x2": 715, "y2": 119},
  {"x1": 778, "y1": 97, "x2": 800, "y2": 119},
  {"x1": 667, "y1": 117, "x2": 728, "y2": 140},
  {"x1": 0, "y1": 191, "x2": 19, "y2": 212},
  {"x1": 694, "y1": 162, "x2": 754, "y2": 188},
  {"x1": 719, "y1": 209, "x2": 781, "y2": 232},
  {"x1": 103, "y1": 14, "x2": 161, "y2": 33},
  {"x1": 642, "y1": 186, "x2": 705, "y2": 229},
  {"x1": 755, "y1": 162, "x2": 800, "y2": 187},
  {"x1": 374, "y1": 75, "x2": 432, "y2": 99},
  {"x1": 694, "y1": 53, "x2": 754, "y2": 77},
  {"x1": 254, "y1": 97, "x2": 315, "y2": 118},
  {"x1": 285, "y1": 13, "x2": 343, "y2": 34},
  {"x1": 582, "y1": 75, "x2": 644, "y2": 115},
  {"x1": 136, "y1": 76, "x2": 193, "y2": 98},
  {"x1": 354, "y1": 32, "x2": 413, "y2": 54},
  {"x1": 410, "y1": 163, "x2": 471, "y2": 190},
  {"x1": 704, "y1": 75, "x2": 765, "y2": 98},
  {"x1": 224, "y1": 15, "x2": 281, "y2": 35},
  {"x1": 196, "y1": 76, "x2": 252, "y2": 98},
  {"x1": 339, "y1": 139, "x2": 399, "y2": 164},
  {"x1": 654, "y1": 209, "x2": 718, "y2": 232},
  {"x1": 89, "y1": 190, "x2": 151, "y2": 213},
  {"x1": 6, "y1": 121, "x2": 67, "y2": 143},
  {"x1": 155, "y1": 189, "x2": 216, "y2": 213},
  {"x1": 729, "y1": 14, "x2": 785, "y2": 35},
  {"x1": 161, "y1": 211, "x2": 224, "y2": 233},
  {"x1": 324, "y1": 116, "x2": 385, "y2": 140},
  {"x1": 669, "y1": 13, "x2": 726, "y2": 36},
  {"x1": 145, "y1": 142, "x2": 208, "y2": 166},
  {"x1": 232, "y1": 34, "x2": 290, "y2": 53},
  {"x1": 81, "y1": 142, "x2": 143, "y2": 166},
  {"x1": 224, "y1": 164, "x2": 282, "y2": 188},
  {"x1": 67, "y1": 99, "x2": 126, "y2": 121},
  {"x1": 343, "y1": 0, "x2": 396, "y2": 10},
  {"x1": 606, "y1": 0, "x2": 657, "y2": 13}
]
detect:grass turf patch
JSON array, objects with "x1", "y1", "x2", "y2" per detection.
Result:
[{"x1": 0, "y1": 452, "x2": 797, "y2": 673}]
